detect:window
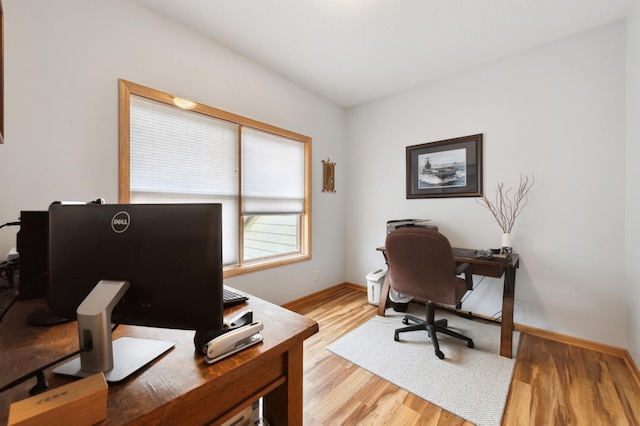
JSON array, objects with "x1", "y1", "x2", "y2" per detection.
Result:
[{"x1": 118, "y1": 80, "x2": 311, "y2": 276}]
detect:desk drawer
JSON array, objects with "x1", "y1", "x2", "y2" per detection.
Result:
[{"x1": 469, "y1": 264, "x2": 504, "y2": 278}]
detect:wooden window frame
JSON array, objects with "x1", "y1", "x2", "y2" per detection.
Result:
[{"x1": 118, "y1": 80, "x2": 312, "y2": 277}]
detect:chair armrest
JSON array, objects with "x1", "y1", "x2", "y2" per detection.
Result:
[{"x1": 455, "y1": 262, "x2": 474, "y2": 291}]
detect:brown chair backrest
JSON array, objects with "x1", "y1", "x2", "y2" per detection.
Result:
[{"x1": 385, "y1": 227, "x2": 462, "y2": 306}]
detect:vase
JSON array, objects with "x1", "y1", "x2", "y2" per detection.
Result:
[{"x1": 501, "y1": 233, "x2": 513, "y2": 254}]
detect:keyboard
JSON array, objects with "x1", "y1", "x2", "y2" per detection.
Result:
[
  {"x1": 452, "y1": 247, "x2": 478, "y2": 258},
  {"x1": 223, "y1": 287, "x2": 249, "y2": 308}
]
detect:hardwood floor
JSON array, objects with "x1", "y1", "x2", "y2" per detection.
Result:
[{"x1": 290, "y1": 286, "x2": 640, "y2": 425}]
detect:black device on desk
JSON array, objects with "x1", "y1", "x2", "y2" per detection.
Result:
[
  {"x1": 452, "y1": 247, "x2": 478, "y2": 258},
  {"x1": 386, "y1": 219, "x2": 437, "y2": 234},
  {"x1": 16, "y1": 211, "x2": 49, "y2": 300},
  {"x1": 47, "y1": 203, "x2": 225, "y2": 382},
  {"x1": 452, "y1": 247, "x2": 512, "y2": 262}
]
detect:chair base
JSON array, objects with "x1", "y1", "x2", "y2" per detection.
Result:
[{"x1": 394, "y1": 303, "x2": 474, "y2": 360}]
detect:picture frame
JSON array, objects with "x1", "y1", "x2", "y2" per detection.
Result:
[{"x1": 406, "y1": 134, "x2": 483, "y2": 199}]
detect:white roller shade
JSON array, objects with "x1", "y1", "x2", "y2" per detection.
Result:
[
  {"x1": 130, "y1": 95, "x2": 238, "y2": 198},
  {"x1": 242, "y1": 127, "x2": 305, "y2": 216}
]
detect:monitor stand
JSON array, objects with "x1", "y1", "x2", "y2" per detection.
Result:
[{"x1": 52, "y1": 280, "x2": 174, "y2": 383}]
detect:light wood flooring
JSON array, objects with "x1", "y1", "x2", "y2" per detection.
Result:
[{"x1": 289, "y1": 286, "x2": 640, "y2": 425}]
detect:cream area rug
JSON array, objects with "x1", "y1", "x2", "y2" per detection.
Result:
[{"x1": 326, "y1": 304, "x2": 519, "y2": 426}]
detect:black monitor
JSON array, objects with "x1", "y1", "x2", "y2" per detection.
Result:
[{"x1": 46, "y1": 203, "x2": 223, "y2": 381}]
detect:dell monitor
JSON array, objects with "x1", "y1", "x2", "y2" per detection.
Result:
[{"x1": 47, "y1": 203, "x2": 223, "y2": 381}]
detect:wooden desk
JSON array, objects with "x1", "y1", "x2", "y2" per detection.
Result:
[
  {"x1": 0, "y1": 292, "x2": 318, "y2": 425},
  {"x1": 376, "y1": 247, "x2": 520, "y2": 358}
]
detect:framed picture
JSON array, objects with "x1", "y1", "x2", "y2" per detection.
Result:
[{"x1": 406, "y1": 134, "x2": 483, "y2": 199}]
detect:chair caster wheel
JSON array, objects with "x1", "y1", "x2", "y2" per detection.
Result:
[
  {"x1": 436, "y1": 351, "x2": 445, "y2": 359},
  {"x1": 441, "y1": 319, "x2": 448, "y2": 327},
  {"x1": 468, "y1": 341, "x2": 474, "y2": 348},
  {"x1": 402, "y1": 318, "x2": 409, "y2": 325},
  {"x1": 394, "y1": 334, "x2": 399, "y2": 342}
]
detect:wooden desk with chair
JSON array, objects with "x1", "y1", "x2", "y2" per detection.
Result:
[
  {"x1": 376, "y1": 244, "x2": 520, "y2": 358},
  {"x1": 0, "y1": 291, "x2": 319, "y2": 425}
]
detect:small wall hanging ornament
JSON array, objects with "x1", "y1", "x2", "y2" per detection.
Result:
[{"x1": 322, "y1": 158, "x2": 336, "y2": 193}]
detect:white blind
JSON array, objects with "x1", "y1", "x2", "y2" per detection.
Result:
[
  {"x1": 130, "y1": 95, "x2": 238, "y2": 198},
  {"x1": 242, "y1": 127, "x2": 305, "y2": 215},
  {"x1": 129, "y1": 95, "x2": 239, "y2": 265}
]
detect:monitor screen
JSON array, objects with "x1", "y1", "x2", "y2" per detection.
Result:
[{"x1": 47, "y1": 203, "x2": 223, "y2": 332}]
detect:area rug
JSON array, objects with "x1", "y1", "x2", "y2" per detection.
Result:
[{"x1": 326, "y1": 305, "x2": 519, "y2": 426}]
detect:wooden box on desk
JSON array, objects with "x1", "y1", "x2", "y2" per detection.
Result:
[{"x1": 8, "y1": 373, "x2": 108, "y2": 426}]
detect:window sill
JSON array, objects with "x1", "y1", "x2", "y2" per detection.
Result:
[{"x1": 223, "y1": 253, "x2": 311, "y2": 278}]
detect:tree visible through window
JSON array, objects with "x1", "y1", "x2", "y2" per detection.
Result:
[{"x1": 118, "y1": 80, "x2": 311, "y2": 276}]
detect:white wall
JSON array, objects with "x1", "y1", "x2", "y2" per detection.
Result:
[
  {"x1": 346, "y1": 22, "x2": 628, "y2": 347},
  {"x1": 0, "y1": 0, "x2": 347, "y2": 305},
  {"x1": 626, "y1": 0, "x2": 640, "y2": 367}
]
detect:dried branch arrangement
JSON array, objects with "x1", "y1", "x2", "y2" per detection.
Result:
[{"x1": 478, "y1": 175, "x2": 535, "y2": 233}]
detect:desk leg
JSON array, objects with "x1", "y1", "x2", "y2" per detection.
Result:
[
  {"x1": 376, "y1": 273, "x2": 391, "y2": 316},
  {"x1": 500, "y1": 268, "x2": 516, "y2": 358},
  {"x1": 263, "y1": 344, "x2": 303, "y2": 425}
]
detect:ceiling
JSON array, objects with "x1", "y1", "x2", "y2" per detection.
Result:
[{"x1": 138, "y1": 0, "x2": 631, "y2": 108}]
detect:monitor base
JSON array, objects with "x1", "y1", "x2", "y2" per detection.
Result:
[
  {"x1": 27, "y1": 306, "x2": 72, "y2": 326},
  {"x1": 53, "y1": 337, "x2": 174, "y2": 383}
]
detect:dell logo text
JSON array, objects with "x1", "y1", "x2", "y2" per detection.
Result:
[{"x1": 111, "y1": 211, "x2": 131, "y2": 234}]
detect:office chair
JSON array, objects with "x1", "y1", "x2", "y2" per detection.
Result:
[{"x1": 385, "y1": 227, "x2": 474, "y2": 359}]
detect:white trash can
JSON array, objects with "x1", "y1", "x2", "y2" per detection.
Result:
[{"x1": 366, "y1": 269, "x2": 387, "y2": 306}]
